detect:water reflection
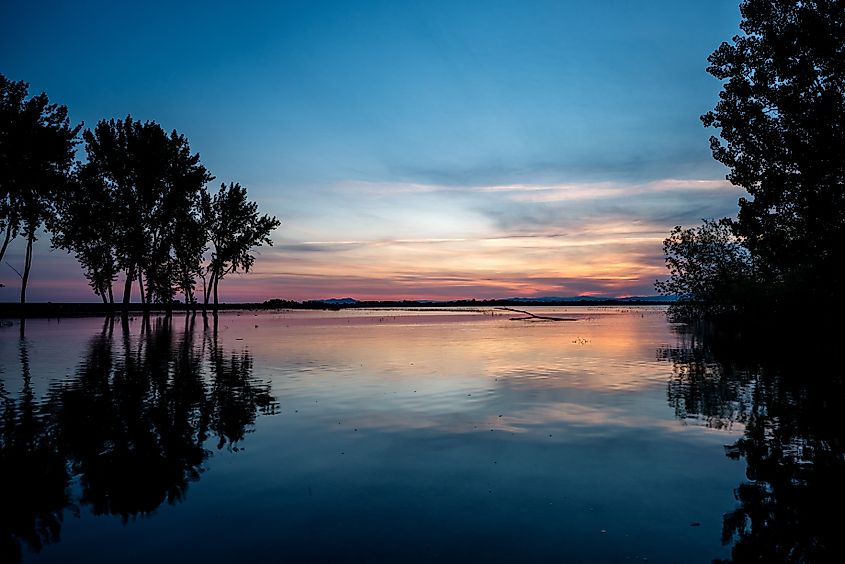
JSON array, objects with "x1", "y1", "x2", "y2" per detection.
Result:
[
  {"x1": 662, "y1": 326, "x2": 845, "y2": 562},
  {"x1": 0, "y1": 315, "x2": 276, "y2": 563}
]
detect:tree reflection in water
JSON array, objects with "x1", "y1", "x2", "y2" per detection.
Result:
[
  {"x1": 0, "y1": 315, "x2": 276, "y2": 562},
  {"x1": 662, "y1": 325, "x2": 845, "y2": 562}
]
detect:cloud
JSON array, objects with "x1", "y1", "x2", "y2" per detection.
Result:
[{"x1": 1, "y1": 175, "x2": 741, "y2": 303}]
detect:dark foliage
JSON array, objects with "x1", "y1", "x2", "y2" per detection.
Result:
[
  {"x1": 76, "y1": 117, "x2": 213, "y2": 306},
  {"x1": 0, "y1": 74, "x2": 80, "y2": 303},
  {"x1": 2, "y1": 72, "x2": 280, "y2": 309},
  {"x1": 703, "y1": 0, "x2": 845, "y2": 300},
  {"x1": 203, "y1": 182, "x2": 280, "y2": 308},
  {"x1": 655, "y1": 218, "x2": 755, "y2": 321},
  {"x1": 658, "y1": 0, "x2": 845, "y2": 317}
]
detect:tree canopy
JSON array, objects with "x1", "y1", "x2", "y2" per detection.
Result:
[
  {"x1": 0, "y1": 74, "x2": 80, "y2": 303},
  {"x1": 658, "y1": 0, "x2": 845, "y2": 317},
  {"x1": 1, "y1": 72, "x2": 280, "y2": 309},
  {"x1": 701, "y1": 0, "x2": 845, "y2": 299},
  {"x1": 75, "y1": 117, "x2": 214, "y2": 306},
  {"x1": 204, "y1": 182, "x2": 281, "y2": 307},
  {"x1": 655, "y1": 219, "x2": 754, "y2": 321}
]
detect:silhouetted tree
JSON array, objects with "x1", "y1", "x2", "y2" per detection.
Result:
[
  {"x1": 171, "y1": 189, "x2": 211, "y2": 305},
  {"x1": 0, "y1": 73, "x2": 80, "y2": 302},
  {"x1": 702, "y1": 0, "x2": 845, "y2": 301},
  {"x1": 655, "y1": 218, "x2": 754, "y2": 321},
  {"x1": 0, "y1": 77, "x2": 26, "y2": 269},
  {"x1": 51, "y1": 168, "x2": 118, "y2": 303},
  {"x1": 80, "y1": 117, "x2": 213, "y2": 309},
  {"x1": 204, "y1": 182, "x2": 280, "y2": 309}
]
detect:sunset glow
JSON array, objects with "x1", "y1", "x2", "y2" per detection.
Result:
[{"x1": 1, "y1": 0, "x2": 743, "y2": 302}]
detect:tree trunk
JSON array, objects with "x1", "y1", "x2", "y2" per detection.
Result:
[
  {"x1": 213, "y1": 273, "x2": 220, "y2": 310},
  {"x1": 19, "y1": 228, "x2": 34, "y2": 305},
  {"x1": 144, "y1": 271, "x2": 154, "y2": 307},
  {"x1": 185, "y1": 281, "x2": 194, "y2": 309},
  {"x1": 138, "y1": 272, "x2": 146, "y2": 305},
  {"x1": 108, "y1": 283, "x2": 114, "y2": 305},
  {"x1": 123, "y1": 263, "x2": 135, "y2": 309},
  {"x1": 204, "y1": 270, "x2": 215, "y2": 306},
  {"x1": 199, "y1": 271, "x2": 206, "y2": 309},
  {"x1": 94, "y1": 269, "x2": 107, "y2": 304},
  {"x1": 0, "y1": 220, "x2": 14, "y2": 266}
]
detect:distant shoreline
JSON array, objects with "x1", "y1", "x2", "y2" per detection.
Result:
[{"x1": 0, "y1": 299, "x2": 673, "y2": 319}]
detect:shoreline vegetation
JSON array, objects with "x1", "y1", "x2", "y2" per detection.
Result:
[
  {"x1": 0, "y1": 298, "x2": 675, "y2": 319},
  {"x1": 1, "y1": 78, "x2": 280, "y2": 311},
  {"x1": 3, "y1": 1, "x2": 843, "y2": 331},
  {"x1": 653, "y1": 2, "x2": 844, "y2": 325}
]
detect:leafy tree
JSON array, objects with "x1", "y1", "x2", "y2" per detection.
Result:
[
  {"x1": 204, "y1": 182, "x2": 280, "y2": 308},
  {"x1": 51, "y1": 168, "x2": 118, "y2": 303},
  {"x1": 0, "y1": 77, "x2": 27, "y2": 268},
  {"x1": 170, "y1": 189, "x2": 210, "y2": 305},
  {"x1": 80, "y1": 117, "x2": 213, "y2": 307},
  {"x1": 0, "y1": 74, "x2": 80, "y2": 302},
  {"x1": 655, "y1": 218, "x2": 754, "y2": 321},
  {"x1": 701, "y1": 0, "x2": 845, "y2": 300}
]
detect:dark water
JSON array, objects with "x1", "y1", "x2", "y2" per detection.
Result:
[{"x1": 0, "y1": 308, "x2": 841, "y2": 563}]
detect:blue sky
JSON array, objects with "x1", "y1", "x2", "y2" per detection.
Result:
[{"x1": 1, "y1": 0, "x2": 744, "y2": 301}]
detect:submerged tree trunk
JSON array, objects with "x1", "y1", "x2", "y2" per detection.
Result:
[
  {"x1": 204, "y1": 270, "x2": 215, "y2": 307},
  {"x1": 138, "y1": 272, "x2": 146, "y2": 306},
  {"x1": 211, "y1": 262, "x2": 227, "y2": 311},
  {"x1": 205, "y1": 269, "x2": 220, "y2": 310},
  {"x1": 19, "y1": 228, "x2": 34, "y2": 305},
  {"x1": 198, "y1": 271, "x2": 206, "y2": 309},
  {"x1": 122, "y1": 263, "x2": 135, "y2": 310}
]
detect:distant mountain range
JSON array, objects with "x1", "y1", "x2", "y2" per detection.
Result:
[
  {"x1": 507, "y1": 295, "x2": 679, "y2": 303},
  {"x1": 317, "y1": 297, "x2": 361, "y2": 305},
  {"x1": 307, "y1": 295, "x2": 679, "y2": 306}
]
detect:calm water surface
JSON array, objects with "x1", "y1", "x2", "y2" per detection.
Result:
[{"x1": 1, "y1": 307, "x2": 837, "y2": 562}]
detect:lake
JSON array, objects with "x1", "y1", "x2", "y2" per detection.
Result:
[{"x1": 2, "y1": 307, "x2": 840, "y2": 563}]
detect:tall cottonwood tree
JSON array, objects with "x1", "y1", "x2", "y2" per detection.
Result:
[
  {"x1": 80, "y1": 117, "x2": 213, "y2": 308},
  {"x1": 0, "y1": 74, "x2": 80, "y2": 303},
  {"x1": 701, "y1": 0, "x2": 845, "y2": 299},
  {"x1": 204, "y1": 182, "x2": 280, "y2": 308},
  {"x1": 51, "y1": 168, "x2": 119, "y2": 303}
]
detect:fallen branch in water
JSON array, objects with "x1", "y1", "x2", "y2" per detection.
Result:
[{"x1": 495, "y1": 307, "x2": 577, "y2": 321}]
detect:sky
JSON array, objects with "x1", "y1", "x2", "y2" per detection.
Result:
[{"x1": 1, "y1": 0, "x2": 745, "y2": 302}]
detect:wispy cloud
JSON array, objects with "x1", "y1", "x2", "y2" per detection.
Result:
[{"x1": 2, "y1": 175, "x2": 738, "y2": 302}]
